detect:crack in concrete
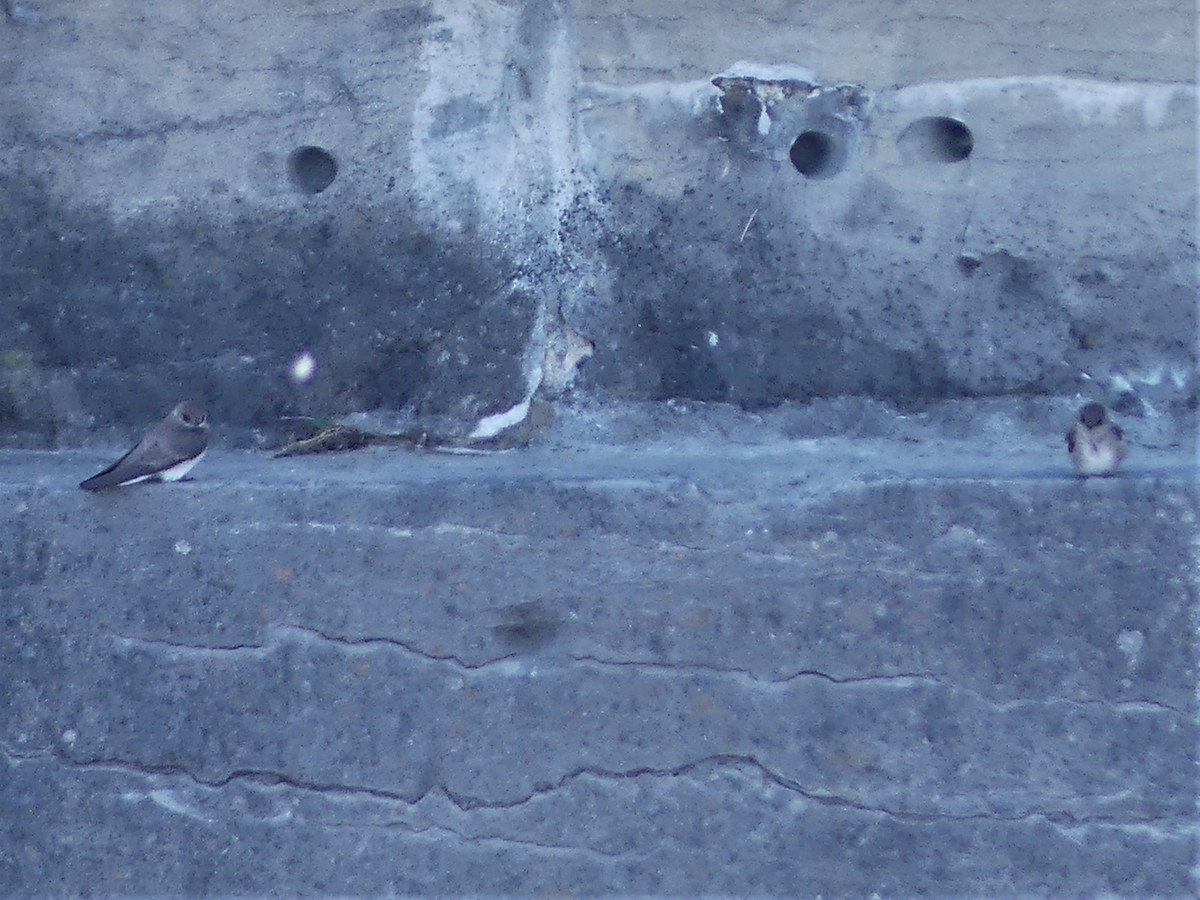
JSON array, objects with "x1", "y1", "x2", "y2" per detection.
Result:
[
  {"x1": 442, "y1": 753, "x2": 1188, "y2": 832},
  {"x1": 4, "y1": 743, "x2": 1183, "y2": 835},
  {"x1": 6, "y1": 744, "x2": 427, "y2": 806},
  {"x1": 568, "y1": 653, "x2": 944, "y2": 688},
  {"x1": 328, "y1": 818, "x2": 642, "y2": 860},
  {"x1": 1, "y1": 743, "x2": 47, "y2": 762},
  {"x1": 107, "y1": 632, "x2": 1190, "y2": 718},
  {"x1": 109, "y1": 631, "x2": 270, "y2": 655},
  {"x1": 281, "y1": 623, "x2": 521, "y2": 672},
  {"x1": 111, "y1": 629, "x2": 946, "y2": 695},
  {"x1": 112, "y1": 624, "x2": 521, "y2": 673},
  {"x1": 972, "y1": 693, "x2": 1190, "y2": 719},
  {"x1": 437, "y1": 829, "x2": 642, "y2": 860}
]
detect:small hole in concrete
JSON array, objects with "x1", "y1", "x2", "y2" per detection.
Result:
[
  {"x1": 790, "y1": 131, "x2": 838, "y2": 178},
  {"x1": 897, "y1": 117, "x2": 973, "y2": 163},
  {"x1": 288, "y1": 146, "x2": 338, "y2": 194}
]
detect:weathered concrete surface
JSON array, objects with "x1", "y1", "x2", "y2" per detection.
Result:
[
  {"x1": 1, "y1": 1, "x2": 1195, "y2": 444},
  {"x1": 574, "y1": 70, "x2": 1195, "y2": 405},
  {"x1": 573, "y1": 0, "x2": 1194, "y2": 85},
  {"x1": 1, "y1": 401, "x2": 1196, "y2": 896},
  {"x1": 0, "y1": 1, "x2": 1196, "y2": 892},
  {"x1": 1, "y1": 0, "x2": 587, "y2": 445}
]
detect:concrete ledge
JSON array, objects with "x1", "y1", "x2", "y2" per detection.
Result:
[{"x1": 1, "y1": 424, "x2": 1195, "y2": 895}]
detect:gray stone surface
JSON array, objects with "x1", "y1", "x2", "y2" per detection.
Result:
[
  {"x1": 1, "y1": 401, "x2": 1197, "y2": 896},
  {"x1": 574, "y1": 68, "x2": 1195, "y2": 407},
  {"x1": 1, "y1": 0, "x2": 1197, "y2": 895},
  {"x1": 1, "y1": 2, "x2": 1195, "y2": 444}
]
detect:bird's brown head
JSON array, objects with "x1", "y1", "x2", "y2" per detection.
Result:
[
  {"x1": 174, "y1": 400, "x2": 209, "y2": 429},
  {"x1": 1079, "y1": 402, "x2": 1107, "y2": 429}
]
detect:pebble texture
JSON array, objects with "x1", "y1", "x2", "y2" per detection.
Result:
[{"x1": 1, "y1": 415, "x2": 1196, "y2": 895}]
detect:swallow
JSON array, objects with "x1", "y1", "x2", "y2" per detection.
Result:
[
  {"x1": 80, "y1": 400, "x2": 210, "y2": 491},
  {"x1": 1065, "y1": 402, "x2": 1126, "y2": 476}
]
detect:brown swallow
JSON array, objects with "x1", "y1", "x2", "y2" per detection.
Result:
[
  {"x1": 1065, "y1": 402, "x2": 1126, "y2": 476},
  {"x1": 80, "y1": 400, "x2": 210, "y2": 491}
]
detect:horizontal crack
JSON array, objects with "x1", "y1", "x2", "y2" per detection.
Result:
[
  {"x1": 331, "y1": 819, "x2": 642, "y2": 860},
  {"x1": 567, "y1": 656, "x2": 1191, "y2": 717},
  {"x1": 971, "y1": 693, "x2": 1190, "y2": 719},
  {"x1": 40, "y1": 746, "x2": 427, "y2": 806},
  {"x1": 439, "y1": 831, "x2": 642, "y2": 860},
  {"x1": 1, "y1": 743, "x2": 47, "y2": 762},
  {"x1": 109, "y1": 631, "x2": 267, "y2": 655},
  {"x1": 280, "y1": 623, "x2": 518, "y2": 671},
  {"x1": 111, "y1": 623, "x2": 520, "y2": 672},
  {"x1": 105, "y1": 634, "x2": 1191, "y2": 718},
  {"x1": 442, "y1": 753, "x2": 1188, "y2": 830},
  {"x1": 568, "y1": 654, "x2": 944, "y2": 688},
  {"x1": 434, "y1": 754, "x2": 952, "y2": 819},
  {"x1": 8, "y1": 744, "x2": 1184, "y2": 833}
]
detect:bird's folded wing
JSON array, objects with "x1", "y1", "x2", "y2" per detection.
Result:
[{"x1": 79, "y1": 431, "x2": 179, "y2": 490}]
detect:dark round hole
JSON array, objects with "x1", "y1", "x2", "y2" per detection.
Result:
[
  {"x1": 789, "y1": 131, "x2": 837, "y2": 178},
  {"x1": 288, "y1": 146, "x2": 338, "y2": 194},
  {"x1": 897, "y1": 117, "x2": 973, "y2": 163}
]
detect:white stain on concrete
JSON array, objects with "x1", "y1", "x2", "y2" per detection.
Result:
[
  {"x1": 1116, "y1": 629, "x2": 1144, "y2": 670},
  {"x1": 891, "y1": 76, "x2": 1191, "y2": 129},
  {"x1": 470, "y1": 396, "x2": 532, "y2": 440}
]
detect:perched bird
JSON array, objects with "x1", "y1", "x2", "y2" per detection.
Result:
[
  {"x1": 1065, "y1": 402, "x2": 1126, "y2": 476},
  {"x1": 80, "y1": 400, "x2": 210, "y2": 491}
]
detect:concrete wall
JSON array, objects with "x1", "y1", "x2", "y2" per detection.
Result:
[
  {"x1": 2, "y1": 434, "x2": 1196, "y2": 895},
  {"x1": 0, "y1": 0, "x2": 1194, "y2": 444},
  {"x1": 0, "y1": 2, "x2": 1196, "y2": 895}
]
